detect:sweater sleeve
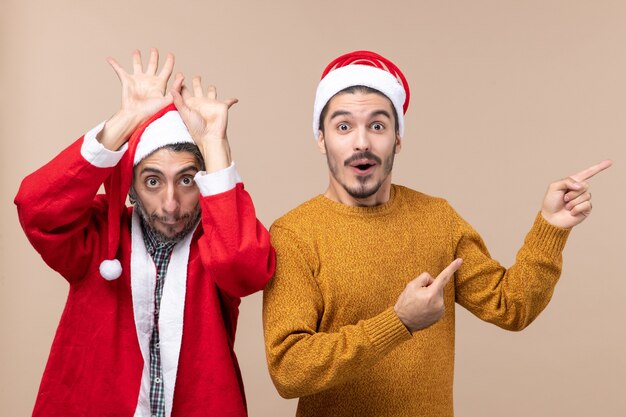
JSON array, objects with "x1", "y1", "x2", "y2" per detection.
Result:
[
  {"x1": 197, "y1": 183, "x2": 276, "y2": 298},
  {"x1": 14, "y1": 136, "x2": 115, "y2": 282},
  {"x1": 453, "y1": 209, "x2": 571, "y2": 331},
  {"x1": 263, "y1": 224, "x2": 411, "y2": 399}
]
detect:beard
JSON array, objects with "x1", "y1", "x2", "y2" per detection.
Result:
[
  {"x1": 133, "y1": 198, "x2": 201, "y2": 245},
  {"x1": 326, "y1": 145, "x2": 396, "y2": 200}
]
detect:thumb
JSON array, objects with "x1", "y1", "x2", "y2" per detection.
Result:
[
  {"x1": 549, "y1": 177, "x2": 583, "y2": 194},
  {"x1": 171, "y1": 88, "x2": 185, "y2": 112},
  {"x1": 106, "y1": 57, "x2": 126, "y2": 82},
  {"x1": 171, "y1": 72, "x2": 185, "y2": 94},
  {"x1": 411, "y1": 272, "x2": 434, "y2": 288},
  {"x1": 224, "y1": 98, "x2": 239, "y2": 109}
]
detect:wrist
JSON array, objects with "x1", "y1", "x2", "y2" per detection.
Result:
[
  {"x1": 393, "y1": 305, "x2": 414, "y2": 333},
  {"x1": 97, "y1": 110, "x2": 144, "y2": 151},
  {"x1": 540, "y1": 209, "x2": 552, "y2": 223},
  {"x1": 199, "y1": 138, "x2": 232, "y2": 173}
]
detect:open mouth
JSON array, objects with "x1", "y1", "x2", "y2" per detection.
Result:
[{"x1": 350, "y1": 159, "x2": 376, "y2": 173}]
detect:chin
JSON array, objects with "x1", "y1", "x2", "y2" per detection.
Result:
[
  {"x1": 345, "y1": 180, "x2": 383, "y2": 199},
  {"x1": 160, "y1": 226, "x2": 183, "y2": 238},
  {"x1": 345, "y1": 188, "x2": 378, "y2": 200}
]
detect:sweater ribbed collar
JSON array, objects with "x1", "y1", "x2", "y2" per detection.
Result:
[{"x1": 316, "y1": 184, "x2": 400, "y2": 217}]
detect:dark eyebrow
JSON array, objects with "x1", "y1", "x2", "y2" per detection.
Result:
[
  {"x1": 329, "y1": 110, "x2": 352, "y2": 120},
  {"x1": 139, "y1": 167, "x2": 164, "y2": 177},
  {"x1": 139, "y1": 165, "x2": 199, "y2": 177},
  {"x1": 370, "y1": 110, "x2": 392, "y2": 120},
  {"x1": 176, "y1": 165, "x2": 200, "y2": 176},
  {"x1": 329, "y1": 109, "x2": 393, "y2": 121}
]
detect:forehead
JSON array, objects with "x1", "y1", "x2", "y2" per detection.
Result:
[
  {"x1": 325, "y1": 91, "x2": 395, "y2": 118},
  {"x1": 135, "y1": 148, "x2": 200, "y2": 174}
]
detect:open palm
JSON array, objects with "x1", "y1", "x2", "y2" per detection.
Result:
[{"x1": 107, "y1": 48, "x2": 176, "y2": 124}]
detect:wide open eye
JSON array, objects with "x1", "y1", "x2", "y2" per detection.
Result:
[
  {"x1": 145, "y1": 177, "x2": 160, "y2": 188},
  {"x1": 180, "y1": 176, "x2": 195, "y2": 186},
  {"x1": 371, "y1": 122, "x2": 385, "y2": 131},
  {"x1": 337, "y1": 122, "x2": 350, "y2": 131}
]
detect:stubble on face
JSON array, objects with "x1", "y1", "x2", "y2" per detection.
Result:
[
  {"x1": 132, "y1": 193, "x2": 201, "y2": 245},
  {"x1": 325, "y1": 143, "x2": 397, "y2": 200}
]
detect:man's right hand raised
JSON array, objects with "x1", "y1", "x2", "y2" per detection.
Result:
[
  {"x1": 394, "y1": 258, "x2": 463, "y2": 333},
  {"x1": 96, "y1": 48, "x2": 180, "y2": 151}
]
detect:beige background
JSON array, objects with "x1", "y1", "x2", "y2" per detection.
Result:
[{"x1": 2, "y1": 1, "x2": 625, "y2": 416}]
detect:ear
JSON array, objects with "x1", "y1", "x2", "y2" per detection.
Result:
[
  {"x1": 394, "y1": 133, "x2": 402, "y2": 154},
  {"x1": 317, "y1": 131, "x2": 327, "y2": 154},
  {"x1": 128, "y1": 185, "x2": 137, "y2": 205}
]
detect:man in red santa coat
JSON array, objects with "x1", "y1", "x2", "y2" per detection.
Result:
[{"x1": 15, "y1": 48, "x2": 275, "y2": 417}]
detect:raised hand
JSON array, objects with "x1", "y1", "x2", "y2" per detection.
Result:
[
  {"x1": 394, "y1": 259, "x2": 463, "y2": 333},
  {"x1": 97, "y1": 48, "x2": 177, "y2": 150},
  {"x1": 171, "y1": 75, "x2": 238, "y2": 172},
  {"x1": 541, "y1": 160, "x2": 613, "y2": 229}
]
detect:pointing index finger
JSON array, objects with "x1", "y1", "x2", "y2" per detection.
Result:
[
  {"x1": 432, "y1": 258, "x2": 463, "y2": 291},
  {"x1": 571, "y1": 159, "x2": 613, "y2": 182}
]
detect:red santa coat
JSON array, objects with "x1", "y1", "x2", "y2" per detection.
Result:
[{"x1": 15, "y1": 134, "x2": 275, "y2": 416}]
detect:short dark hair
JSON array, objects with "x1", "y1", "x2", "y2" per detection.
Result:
[
  {"x1": 158, "y1": 142, "x2": 205, "y2": 171},
  {"x1": 128, "y1": 142, "x2": 205, "y2": 204},
  {"x1": 318, "y1": 85, "x2": 399, "y2": 135}
]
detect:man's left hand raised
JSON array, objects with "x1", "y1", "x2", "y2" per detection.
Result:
[
  {"x1": 172, "y1": 74, "x2": 238, "y2": 173},
  {"x1": 541, "y1": 159, "x2": 613, "y2": 229}
]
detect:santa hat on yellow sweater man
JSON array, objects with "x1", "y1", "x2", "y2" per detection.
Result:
[{"x1": 312, "y1": 50, "x2": 411, "y2": 139}]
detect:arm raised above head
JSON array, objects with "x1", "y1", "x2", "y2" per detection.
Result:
[
  {"x1": 171, "y1": 76, "x2": 238, "y2": 173},
  {"x1": 98, "y1": 48, "x2": 179, "y2": 151}
]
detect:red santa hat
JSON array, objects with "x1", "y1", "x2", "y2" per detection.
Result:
[
  {"x1": 313, "y1": 50, "x2": 410, "y2": 139},
  {"x1": 99, "y1": 103, "x2": 195, "y2": 280}
]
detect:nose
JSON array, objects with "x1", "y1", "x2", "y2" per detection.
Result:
[
  {"x1": 162, "y1": 185, "x2": 180, "y2": 215},
  {"x1": 353, "y1": 126, "x2": 370, "y2": 151}
]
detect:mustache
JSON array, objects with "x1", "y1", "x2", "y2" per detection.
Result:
[{"x1": 344, "y1": 151, "x2": 382, "y2": 167}]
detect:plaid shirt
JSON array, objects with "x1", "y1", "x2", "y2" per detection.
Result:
[{"x1": 142, "y1": 222, "x2": 177, "y2": 417}]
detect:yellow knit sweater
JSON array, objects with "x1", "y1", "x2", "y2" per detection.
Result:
[{"x1": 263, "y1": 185, "x2": 570, "y2": 417}]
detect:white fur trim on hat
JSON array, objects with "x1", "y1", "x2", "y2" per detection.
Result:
[
  {"x1": 313, "y1": 64, "x2": 406, "y2": 139},
  {"x1": 134, "y1": 111, "x2": 194, "y2": 165}
]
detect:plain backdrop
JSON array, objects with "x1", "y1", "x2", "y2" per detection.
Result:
[{"x1": 2, "y1": 1, "x2": 624, "y2": 416}]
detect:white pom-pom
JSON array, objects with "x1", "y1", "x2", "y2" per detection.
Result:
[{"x1": 100, "y1": 259, "x2": 122, "y2": 281}]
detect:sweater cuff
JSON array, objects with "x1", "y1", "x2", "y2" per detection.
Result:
[
  {"x1": 80, "y1": 121, "x2": 128, "y2": 167},
  {"x1": 363, "y1": 307, "x2": 412, "y2": 354},
  {"x1": 525, "y1": 212, "x2": 571, "y2": 256}
]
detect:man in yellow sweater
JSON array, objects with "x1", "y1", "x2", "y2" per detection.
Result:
[{"x1": 262, "y1": 50, "x2": 611, "y2": 417}]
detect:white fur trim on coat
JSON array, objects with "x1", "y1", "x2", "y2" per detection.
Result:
[
  {"x1": 130, "y1": 211, "x2": 197, "y2": 417},
  {"x1": 81, "y1": 121, "x2": 128, "y2": 168},
  {"x1": 194, "y1": 162, "x2": 242, "y2": 196}
]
